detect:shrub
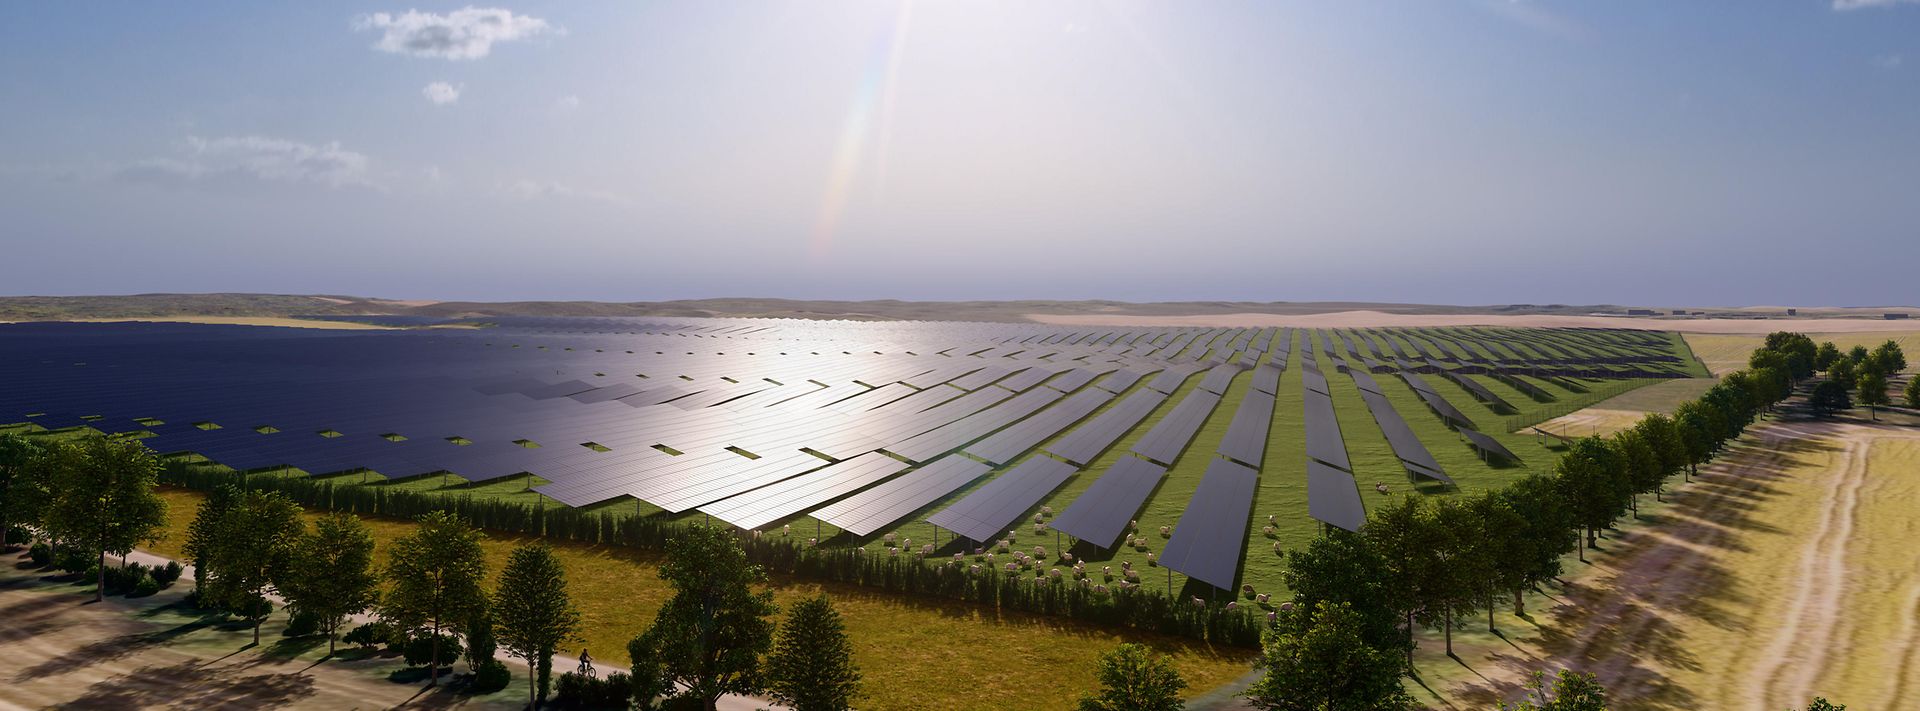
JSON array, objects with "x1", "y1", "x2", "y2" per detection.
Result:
[
  {"x1": 343, "y1": 621, "x2": 394, "y2": 649},
  {"x1": 3, "y1": 526, "x2": 27, "y2": 545},
  {"x1": 131, "y1": 576, "x2": 163, "y2": 597},
  {"x1": 553, "y1": 671, "x2": 633, "y2": 710},
  {"x1": 404, "y1": 632, "x2": 464, "y2": 669},
  {"x1": 55, "y1": 549, "x2": 92, "y2": 574},
  {"x1": 28, "y1": 542, "x2": 51, "y2": 567},
  {"x1": 284, "y1": 608, "x2": 321, "y2": 637},
  {"x1": 471, "y1": 658, "x2": 513, "y2": 693},
  {"x1": 152, "y1": 561, "x2": 183, "y2": 587}
]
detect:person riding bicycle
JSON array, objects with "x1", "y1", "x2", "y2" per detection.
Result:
[{"x1": 578, "y1": 648, "x2": 595, "y2": 677}]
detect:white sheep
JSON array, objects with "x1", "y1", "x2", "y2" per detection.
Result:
[
  {"x1": 1225, "y1": 601, "x2": 1238, "y2": 611},
  {"x1": 1267, "y1": 514, "x2": 1276, "y2": 526},
  {"x1": 1033, "y1": 512, "x2": 1045, "y2": 523},
  {"x1": 1256, "y1": 593, "x2": 1270, "y2": 604},
  {"x1": 807, "y1": 537, "x2": 818, "y2": 547},
  {"x1": 884, "y1": 532, "x2": 896, "y2": 544},
  {"x1": 1034, "y1": 523, "x2": 1046, "y2": 534},
  {"x1": 970, "y1": 564, "x2": 981, "y2": 573},
  {"x1": 1242, "y1": 584, "x2": 1256, "y2": 595},
  {"x1": 1121, "y1": 560, "x2": 1132, "y2": 570},
  {"x1": 1061, "y1": 552, "x2": 1074, "y2": 563},
  {"x1": 1192, "y1": 597, "x2": 1205, "y2": 608},
  {"x1": 1267, "y1": 611, "x2": 1277, "y2": 624},
  {"x1": 1042, "y1": 505, "x2": 1053, "y2": 516},
  {"x1": 1279, "y1": 601, "x2": 1295, "y2": 612},
  {"x1": 1049, "y1": 568, "x2": 1062, "y2": 579},
  {"x1": 1262, "y1": 526, "x2": 1274, "y2": 537},
  {"x1": 954, "y1": 553, "x2": 965, "y2": 562},
  {"x1": 1129, "y1": 519, "x2": 1139, "y2": 531},
  {"x1": 1375, "y1": 482, "x2": 1389, "y2": 494},
  {"x1": 1159, "y1": 525, "x2": 1171, "y2": 538},
  {"x1": 889, "y1": 547, "x2": 899, "y2": 556},
  {"x1": 1034, "y1": 545, "x2": 1047, "y2": 558},
  {"x1": 751, "y1": 530, "x2": 762, "y2": 539},
  {"x1": 782, "y1": 524, "x2": 791, "y2": 537},
  {"x1": 1006, "y1": 562, "x2": 1019, "y2": 572},
  {"x1": 1094, "y1": 584, "x2": 1109, "y2": 594}
]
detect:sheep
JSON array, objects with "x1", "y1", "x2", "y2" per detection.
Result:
[
  {"x1": 1257, "y1": 593, "x2": 1271, "y2": 604},
  {"x1": 782, "y1": 524, "x2": 791, "y2": 537},
  {"x1": 1129, "y1": 519, "x2": 1139, "y2": 531},
  {"x1": 1121, "y1": 560, "x2": 1132, "y2": 570},
  {"x1": 1225, "y1": 601, "x2": 1238, "y2": 611},
  {"x1": 1279, "y1": 601, "x2": 1295, "y2": 612},
  {"x1": 1042, "y1": 505, "x2": 1053, "y2": 516},
  {"x1": 1034, "y1": 545, "x2": 1047, "y2": 559},
  {"x1": 1267, "y1": 514, "x2": 1276, "y2": 526},
  {"x1": 889, "y1": 547, "x2": 899, "y2": 556},
  {"x1": 1033, "y1": 523, "x2": 1046, "y2": 534},
  {"x1": 922, "y1": 544, "x2": 934, "y2": 556},
  {"x1": 1192, "y1": 597, "x2": 1206, "y2": 608},
  {"x1": 1077, "y1": 577, "x2": 1091, "y2": 587},
  {"x1": 1262, "y1": 526, "x2": 1275, "y2": 537},
  {"x1": 1159, "y1": 525, "x2": 1171, "y2": 538},
  {"x1": 1049, "y1": 568, "x2": 1063, "y2": 579},
  {"x1": 1006, "y1": 562, "x2": 1020, "y2": 572},
  {"x1": 970, "y1": 564, "x2": 981, "y2": 574},
  {"x1": 1061, "y1": 552, "x2": 1074, "y2": 563},
  {"x1": 884, "y1": 532, "x2": 896, "y2": 544},
  {"x1": 751, "y1": 530, "x2": 761, "y2": 539},
  {"x1": 902, "y1": 538, "x2": 911, "y2": 550},
  {"x1": 1272, "y1": 541, "x2": 1282, "y2": 554},
  {"x1": 954, "y1": 553, "x2": 965, "y2": 562},
  {"x1": 1375, "y1": 482, "x2": 1389, "y2": 494},
  {"x1": 1242, "y1": 584, "x2": 1256, "y2": 596},
  {"x1": 1033, "y1": 512, "x2": 1045, "y2": 523},
  {"x1": 1094, "y1": 584, "x2": 1109, "y2": 595},
  {"x1": 1145, "y1": 553, "x2": 1156, "y2": 566},
  {"x1": 1267, "y1": 611, "x2": 1278, "y2": 624}
]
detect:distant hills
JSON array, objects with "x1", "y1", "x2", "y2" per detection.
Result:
[{"x1": 0, "y1": 293, "x2": 1909, "y2": 324}]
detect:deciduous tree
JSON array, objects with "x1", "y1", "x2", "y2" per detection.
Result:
[
  {"x1": 207, "y1": 489, "x2": 303, "y2": 644},
  {"x1": 1857, "y1": 371, "x2": 1889, "y2": 420},
  {"x1": 1809, "y1": 381, "x2": 1851, "y2": 418},
  {"x1": 1282, "y1": 529, "x2": 1404, "y2": 656},
  {"x1": 0, "y1": 434, "x2": 48, "y2": 549},
  {"x1": 280, "y1": 512, "x2": 377, "y2": 655},
  {"x1": 1244, "y1": 602, "x2": 1414, "y2": 711},
  {"x1": 45, "y1": 437, "x2": 168, "y2": 602},
  {"x1": 629, "y1": 525, "x2": 777, "y2": 711},
  {"x1": 382, "y1": 511, "x2": 489, "y2": 687},
  {"x1": 1501, "y1": 668, "x2": 1607, "y2": 711}
]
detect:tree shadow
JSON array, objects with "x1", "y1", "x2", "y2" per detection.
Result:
[{"x1": 61, "y1": 658, "x2": 317, "y2": 710}]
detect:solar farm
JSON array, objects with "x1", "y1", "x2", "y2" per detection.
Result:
[{"x1": 0, "y1": 317, "x2": 1705, "y2": 597}]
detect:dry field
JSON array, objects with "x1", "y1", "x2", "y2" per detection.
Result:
[
  {"x1": 142, "y1": 489, "x2": 1255, "y2": 711},
  {"x1": 1430, "y1": 416, "x2": 1920, "y2": 709},
  {"x1": 1685, "y1": 331, "x2": 1920, "y2": 376},
  {"x1": 67, "y1": 317, "x2": 395, "y2": 330}
]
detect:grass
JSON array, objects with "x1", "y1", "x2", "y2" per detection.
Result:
[{"x1": 146, "y1": 487, "x2": 1256, "y2": 711}]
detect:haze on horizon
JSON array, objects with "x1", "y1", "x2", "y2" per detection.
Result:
[{"x1": 2, "y1": 1, "x2": 1916, "y2": 307}]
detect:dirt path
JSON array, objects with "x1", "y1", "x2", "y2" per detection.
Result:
[{"x1": 1445, "y1": 417, "x2": 1920, "y2": 709}]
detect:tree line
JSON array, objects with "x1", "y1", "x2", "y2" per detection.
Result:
[
  {"x1": 1806, "y1": 339, "x2": 1908, "y2": 419},
  {"x1": 0, "y1": 433, "x2": 171, "y2": 602},
  {"x1": 1233, "y1": 331, "x2": 1822, "y2": 709}
]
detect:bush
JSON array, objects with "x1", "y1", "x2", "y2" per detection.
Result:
[
  {"x1": 3, "y1": 526, "x2": 27, "y2": 545},
  {"x1": 130, "y1": 576, "x2": 163, "y2": 597},
  {"x1": 343, "y1": 621, "x2": 394, "y2": 649},
  {"x1": 283, "y1": 609, "x2": 322, "y2": 637},
  {"x1": 28, "y1": 543, "x2": 51, "y2": 567},
  {"x1": 553, "y1": 671, "x2": 633, "y2": 710},
  {"x1": 55, "y1": 549, "x2": 92, "y2": 574},
  {"x1": 152, "y1": 561, "x2": 183, "y2": 587},
  {"x1": 471, "y1": 658, "x2": 513, "y2": 694},
  {"x1": 403, "y1": 632, "x2": 464, "y2": 669},
  {"x1": 105, "y1": 563, "x2": 151, "y2": 594}
]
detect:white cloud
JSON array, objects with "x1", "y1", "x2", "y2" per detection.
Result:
[
  {"x1": 120, "y1": 136, "x2": 374, "y2": 189},
  {"x1": 353, "y1": 7, "x2": 556, "y2": 60},
  {"x1": 1834, "y1": 0, "x2": 1920, "y2": 9},
  {"x1": 556, "y1": 94, "x2": 581, "y2": 111},
  {"x1": 423, "y1": 81, "x2": 464, "y2": 105},
  {"x1": 501, "y1": 179, "x2": 628, "y2": 205},
  {"x1": 1874, "y1": 53, "x2": 1904, "y2": 69}
]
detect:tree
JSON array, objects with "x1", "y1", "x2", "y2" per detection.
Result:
[
  {"x1": 1906, "y1": 374, "x2": 1920, "y2": 409},
  {"x1": 1497, "y1": 474, "x2": 1577, "y2": 615},
  {"x1": 1828, "y1": 357, "x2": 1856, "y2": 390},
  {"x1": 494, "y1": 542, "x2": 582, "y2": 708},
  {"x1": 1814, "y1": 341, "x2": 1841, "y2": 372},
  {"x1": 1243, "y1": 602, "x2": 1415, "y2": 711},
  {"x1": 1425, "y1": 497, "x2": 1490, "y2": 655},
  {"x1": 763, "y1": 594, "x2": 862, "y2": 711},
  {"x1": 0, "y1": 434, "x2": 49, "y2": 550},
  {"x1": 1282, "y1": 529, "x2": 1404, "y2": 656},
  {"x1": 1609, "y1": 430, "x2": 1659, "y2": 518},
  {"x1": 1848, "y1": 344, "x2": 1871, "y2": 365},
  {"x1": 1467, "y1": 491, "x2": 1527, "y2": 632},
  {"x1": 382, "y1": 510, "x2": 489, "y2": 687},
  {"x1": 205, "y1": 489, "x2": 304, "y2": 644},
  {"x1": 1555, "y1": 438, "x2": 1626, "y2": 559},
  {"x1": 183, "y1": 484, "x2": 242, "y2": 598},
  {"x1": 1809, "y1": 381, "x2": 1852, "y2": 418},
  {"x1": 280, "y1": 512, "x2": 377, "y2": 655},
  {"x1": 1076, "y1": 643, "x2": 1185, "y2": 711},
  {"x1": 1672, "y1": 402, "x2": 1715, "y2": 479},
  {"x1": 1800, "y1": 698, "x2": 1846, "y2": 711},
  {"x1": 1871, "y1": 339, "x2": 1907, "y2": 376},
  {"x1": 629, "y1": 525, "x2": 777, "y2": 711},
  {"x1": 45, "y1": 437, "x2": 168, "y2": 603},
  {"x1": 1762, "y1": 331, "x2": 1818, "y2": 380},
  {"x1": 1857, "y1": 371, "x2": 1889, "y2": 421},
  {"x1": 1359, "y1": 496, "x2": 1434, "y2": 667},
  {"x1": 1501, "y1": 668, "x2": 1607, "y2": 711},
  {"x1": 629, "y1": 630, "x2": 671, "y2": 711},
  {"x1": 1633, "y1": 414, "x2": 1687, "y2": 501}
]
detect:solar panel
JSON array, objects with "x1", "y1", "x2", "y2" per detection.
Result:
[
  {"x1": 1043, "y1": 389, "x2": 1167, "y2": 467},
  {"x1": 927, "y1": 457, "x2": 1079, "y2": 543},
  {"x1": 1306, "y1": 459, "x2": 1366, "y2": 532},
  {"x1": 696, "y1": 452, "x2": 910, "y2": 531},
  {"x1": 1157, "y1": 458, "x2": 1257, "y2": 592},
  {"x1": 1196, "y1": 364, "x2": 1242, "y2": 395},
  {"x1": 1217, "y1": 389, "x2": 1276, "y2": 468},
  {"x1": 812, "y1": 456, "x2": 994, "y2": 537},
  {"x1": 1303, "y1": 388, "x2": 1350, "y2": 471},
  {"x1": 964, "y1": 388, "x2": 1112, "y2": 466},
  {"x1": 1459, "y1": 427, "x2": 1521, "y2": 463},
  {"x1": 1129, "y1": 389, "x2": 1222, "y2": 467},
  {"x1": 1047, "y1": 457, "x2": 1166, "y2": 549}
]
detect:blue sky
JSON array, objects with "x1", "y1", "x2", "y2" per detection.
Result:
[{"x1": 2, "y1": 1, "x2": 1916, "y2": 306}]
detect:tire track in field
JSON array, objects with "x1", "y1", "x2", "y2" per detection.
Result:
[{"x1": 1745, "y1": 430, "x2": 1866, "y2": 708}]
